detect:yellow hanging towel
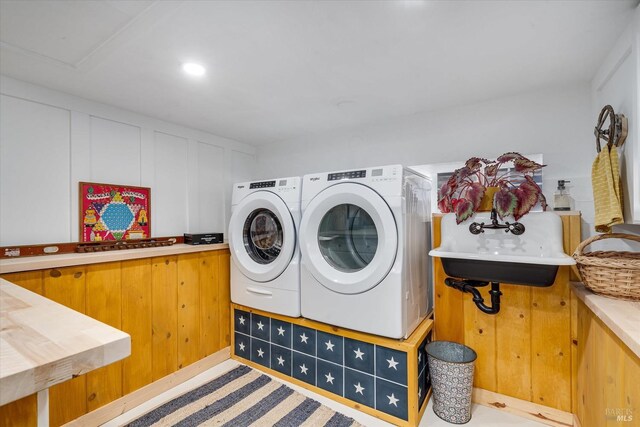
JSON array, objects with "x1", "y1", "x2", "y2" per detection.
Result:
[{"x1": 592, "y1": 145, "x2": 624, "y2": 232}]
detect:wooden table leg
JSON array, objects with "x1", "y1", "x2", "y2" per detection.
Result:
[{"x1": 37, "y1": 389, "x2": 49, "y2": 427}]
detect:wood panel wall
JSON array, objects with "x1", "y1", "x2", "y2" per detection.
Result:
[
  {"x1": 0, "y1": 249, "x2": 230, "y2": 427},
  {"x1": 433, "y1": 213, "x2": 581, "y2": 413},
  {"x1": 575, "y1": 299, "x2": 640, "y2": 426}
]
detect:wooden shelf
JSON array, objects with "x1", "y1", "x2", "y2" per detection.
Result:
[{"x1": 0, "y1": 243, "x2": 229, "y2": 274}]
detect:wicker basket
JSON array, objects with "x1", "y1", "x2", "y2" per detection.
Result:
[{"x1": 573, "y1": 233, "x2": 640, "y2": 301}]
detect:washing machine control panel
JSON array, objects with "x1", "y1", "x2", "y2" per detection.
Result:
[
  {"x1": 249, "y1": 180, "x2": 276, "y2": 189},
  {"x1": 328, "y1": 169, "x2": 366, "y2": 181}
]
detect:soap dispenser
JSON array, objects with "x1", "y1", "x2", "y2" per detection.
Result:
[{"x1": 553, "y1": 180, "x2": 571, "y2": 211}]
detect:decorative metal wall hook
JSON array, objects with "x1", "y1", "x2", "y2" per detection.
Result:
[{"x1": 595, "y1": 105, "x2": 628, "y2": 153}]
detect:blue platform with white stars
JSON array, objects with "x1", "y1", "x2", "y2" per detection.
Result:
[{"x1": 233, "y1": 308, "x2": 432, "y2": 422}]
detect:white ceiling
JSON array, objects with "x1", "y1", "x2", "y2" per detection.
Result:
[{"x1": 0, "y1": 0, "x2": 637, "y2": 146}]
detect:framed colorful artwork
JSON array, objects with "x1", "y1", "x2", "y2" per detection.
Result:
[{"x1": 79, "y1": 182, "x2": 151, "y2": 242}]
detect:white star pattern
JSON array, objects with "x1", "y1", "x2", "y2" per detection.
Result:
[
  {"x1": 387, "y1": 393, "x2": 399, "y2": 407},
  {"x1": 236, "y1": 309, "x2": 424, "y2": 410},
  {"x1": 387, "y1": 356, "x2": 399, "y2": 370}
]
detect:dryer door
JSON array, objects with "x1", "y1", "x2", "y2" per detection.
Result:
[
  {"x1": 229, "y1": 191, "x2": 296, "y2": 283},
  {"x1": 300, "y1": 182, "x2": 398, "y2": 294}
]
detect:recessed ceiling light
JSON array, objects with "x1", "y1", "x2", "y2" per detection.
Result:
[{"x1": 182, "y1": 63, "x2": 206, "y2": 77}]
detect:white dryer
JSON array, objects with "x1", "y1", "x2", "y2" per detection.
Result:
[
  {"x1": 300, "y1": 165, "x2": 432, "y2": 339},
  {"x1": 229, "y1": 177, "x2": 301, "y2": 317}
]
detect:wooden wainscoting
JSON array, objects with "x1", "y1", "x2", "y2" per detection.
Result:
[
  {"x1": 433, "y1": 213, "x2": 582, "y2": 414},
  {"x1": 0, "y1": 249, "x2": 230, "y2": 427},
  {"x1": 575, "y1": 299, "x2": 640, "y2": 426}
]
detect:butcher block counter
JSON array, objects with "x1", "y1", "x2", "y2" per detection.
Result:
[
  {"x1": 0, "y1": 278, "x2": 130, "y2": 424},
  {"x1": 0, "y1": 243, "x2": 229, "y2": 274}
]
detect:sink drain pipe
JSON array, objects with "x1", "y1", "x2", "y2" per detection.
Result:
[{"x1": 444, "y1": 278, "x2": 503, "y2": 315}]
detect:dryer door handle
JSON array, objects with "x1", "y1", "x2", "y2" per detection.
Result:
[{"x1": 247, "y1": 287, "x2": 273, "y2": 296}]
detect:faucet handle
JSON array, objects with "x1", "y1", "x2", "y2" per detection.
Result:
[
  {"x1": 506, "y1": 222, "x2": 526, "y2": 235},
  {"x1": 469, "y1": 222, "x2": 484, "y2": 235}
]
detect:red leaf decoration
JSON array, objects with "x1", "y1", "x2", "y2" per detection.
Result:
[
  {"x1": 496, "y1": 152, "x2": 523, "y2": 163},
  {"x1": 513, "y1": 176, "x2": 542, "y2": 220},
  {"x1": 455, "y1": 166, "x2": 474, "y2": 181},
  {"x1": 538, "y1": 191, "x2": 548, "y2": 211},
  {"x1": 446, "y1": 172, "x2": 459, "y2": 186},
  {"x1": 494, "y1": 189, "x2": 517, "y2": 219},
  {"x1": 438, "y1": 182, "x2": 450, "y2": 200},
  {"x1": 513, "y1": 158, "x2": 545, "y2": 173},
  {"x1": 465, "y1": 182, "x2": 486, "y2": 210},
  {"x1": 485, "y1": 163, "x2": 499, "y2": 177},
  {"x1": 438, "y1": 183, "x2": 453, "y2": 213},
  {"x1": 465, "y1": 157, "x2": 491, "y2": 171},
  {"x1": 438, "y1": 180, "x2": 458, "y2": 214},
  {"x1": 440, "y1": 174, "x2": 458, "y2": 197},
  {"x1": 440, "y1": 152, "x2": 545, "y2": 223},
  {"x1": 524, "y1": 174, "x2": 542, "y2": 188},
  {"x1": 454, "y1": 199, "x2": 474, "y2": 224},
  {"x1": 438, "y1": 195, "x2": 452, "y2": 213}
]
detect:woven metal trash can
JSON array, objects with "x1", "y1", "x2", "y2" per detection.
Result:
[{"x1": 426, "y1": 341, "x2": 477, "y2": 424}]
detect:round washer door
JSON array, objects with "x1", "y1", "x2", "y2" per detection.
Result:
[
  {"x1": 229, "y1": 191, "x2": 295, "y2": 282},
  {"x1": 300, "y1": 182, "x2": 397, "y2": 294}
]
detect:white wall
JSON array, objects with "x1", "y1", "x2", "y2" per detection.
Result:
[
  {"x1": 0, "y1": 76, "x2": 257, "y2": 246},
  {"x1": 591, "y1": 8, "x2": 640, "y2": 240},
  {"x1": 256, "y1": 84, "x2": 609, "y2": 238}
]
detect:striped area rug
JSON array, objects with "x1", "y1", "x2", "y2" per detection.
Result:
[{"x1": 127, "y1": 365, "x2": 363, "y2": 427}]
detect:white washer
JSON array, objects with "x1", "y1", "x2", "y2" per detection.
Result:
[
  {"x1": 300, "y1": 165, "x2": 432, "y2": 339},
  {"x1": 229, "y1": 177, "x2": 301, "y2": 317}
]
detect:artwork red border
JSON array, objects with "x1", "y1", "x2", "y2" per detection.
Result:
[{"x1": 79, "y1": 182, "x2": 151, "y2": 242}]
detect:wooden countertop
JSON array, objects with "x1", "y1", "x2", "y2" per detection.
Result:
[
  {"x1": 0, "y1": 243, "x2": 229, "y2": 274},
  {"x1": 572, "y1": 282, "x2": 640, "y2": 358},
  {"x1": 0, "y1": 278, "x2": 131, "y2": 405}
]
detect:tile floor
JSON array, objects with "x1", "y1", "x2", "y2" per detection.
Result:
[{"x1": 104, "y1": 359, "x2": 546, "y2": 427}]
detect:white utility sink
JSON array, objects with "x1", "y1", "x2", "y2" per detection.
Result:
[{"x1": 429, "y1": 211, "x2": 575, "y2": 287}]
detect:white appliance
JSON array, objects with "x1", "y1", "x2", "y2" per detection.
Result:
[
  {"x1": 229, "y1": 177, "x2": 301, "y2": 317},
  {"x1": 299, "y1": 165, "x2": 432, "y2": 339}
]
